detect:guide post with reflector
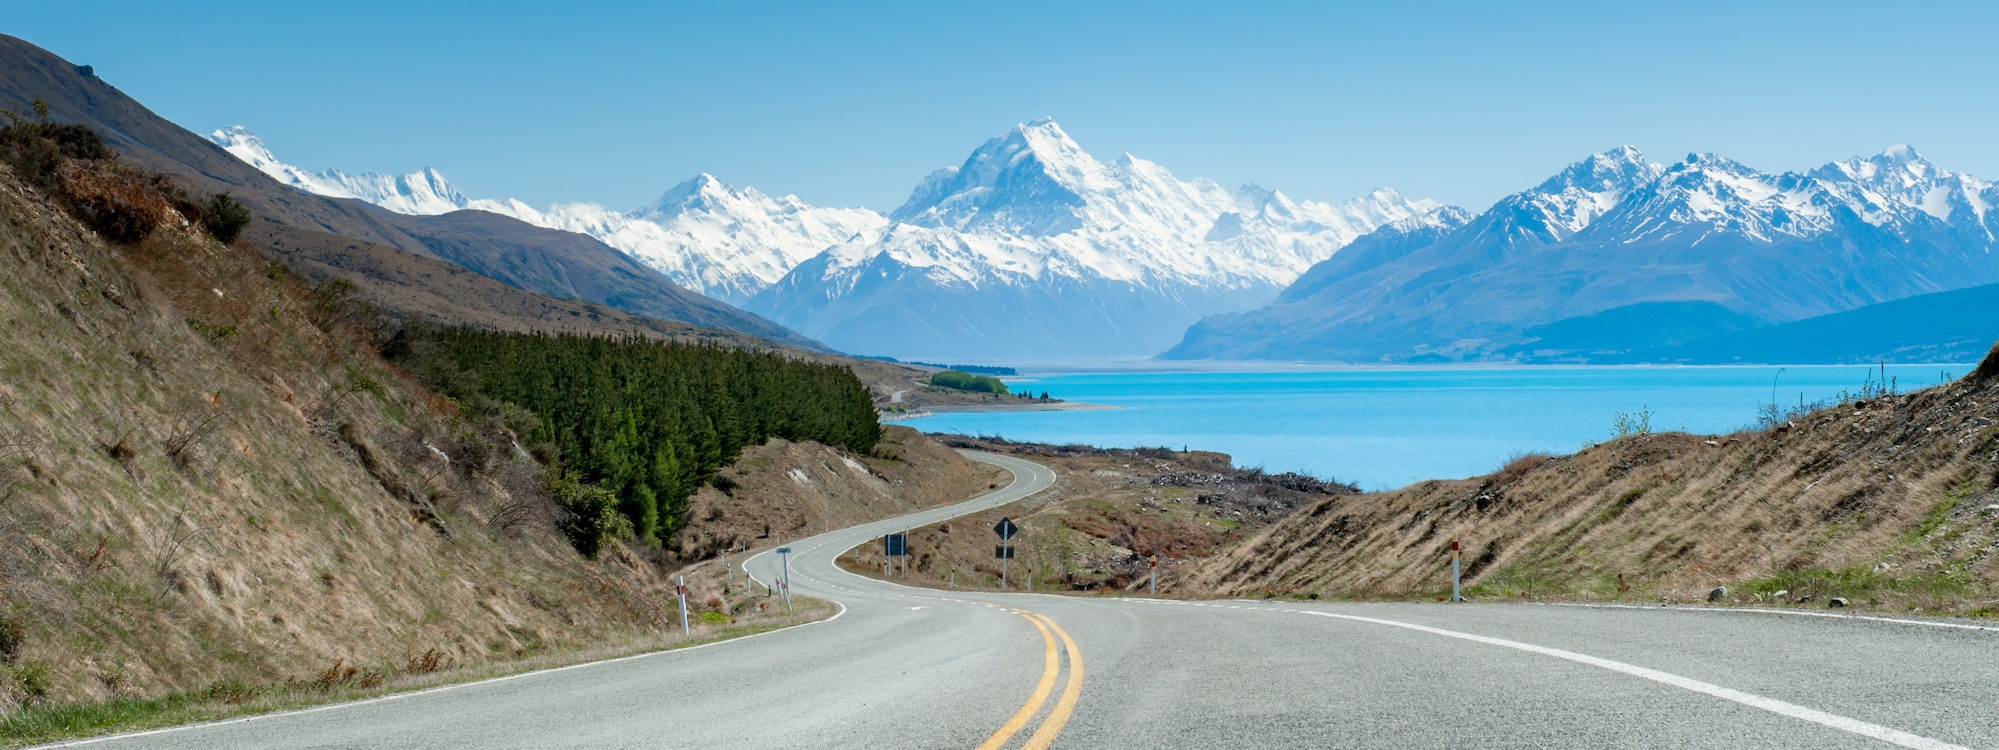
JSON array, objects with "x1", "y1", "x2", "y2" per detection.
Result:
[
  {"x1": 675, "y1": 575, "x2": 689, "y2": 635},
  {"x1": 1149, "y1": 554, "x2": 1158, "y2": 595},
  {"x1": 1451, "y1": 534, "x2": 1462, "y2": 603}
]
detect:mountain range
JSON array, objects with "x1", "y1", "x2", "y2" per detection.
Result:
[
  {"x1": 747, "y1": 119, "x2": 1438, "y2": 360},
  {"x1": 227, "y1": 118, "x2": 1438, "y2": 361},
  {"x1": 1166, "y1": 145, "x2": 1999, "y2": 362},
  {"x1": 194, "y1": 61, "x2": 1999, "y2": 366},
  {"x1": 211, "y1": 127, "x2": 885, "y2": 306}
]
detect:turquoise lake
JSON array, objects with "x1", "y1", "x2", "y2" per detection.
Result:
[{"x1": 908, "y1": 365, "x2": 1968, "y2": 491}]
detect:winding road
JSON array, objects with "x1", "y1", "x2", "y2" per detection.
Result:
[{"x1": 45, "y1": 452, "x2": 1999, "y2": 749}]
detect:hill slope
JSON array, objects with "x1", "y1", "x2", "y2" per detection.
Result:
[
  {"x1": 1601, "y1": 282, "x2": 1999, "y2": 365},
  {"x1": 1169, "y1": 146, "x2": 1999, "y2": 363},
  {"x1": 0, "y1": 34, "x2": 819, "y2": 350},
  {"x1": 0, "y1": 125, "x2": 984, "y2": 735},
  {"x1": 1188, "y1": 354, "x2": 1999, "y2": 613}
]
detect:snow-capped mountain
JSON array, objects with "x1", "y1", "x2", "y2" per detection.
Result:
[
  {"x1": 467, "y1": 177, "x2": 885, "y2": 304},
  {"x1": 1167, "y1": 145, "x2": 1999, "y2": 362},
  {"x1": 206, "y1": 127, "x2": 881, "y2": 304},
  {"x1": 209, "y1": 127, "x2": 467, "y2": 215},
  {"x1": 746, "y1": 118, "x2": 1440, "y2": 361}
]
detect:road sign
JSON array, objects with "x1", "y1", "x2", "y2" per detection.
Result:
[
  {"x1": 776, "y1": 546, "x2": 792, "y2": 554},
  {"x1": 994, "y1": 517, "x2": 1018, "y2": 540},
  {"x1": 994, "y1": 545, "x2": 1015, "y2": 559},
  {"x1": 884, "y1": 533, "x2": 907, "y2": 557}
]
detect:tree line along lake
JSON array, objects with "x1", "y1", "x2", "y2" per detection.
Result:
[{"x1": 910, "y1": 364, "x2": 1969, "y2": 491}]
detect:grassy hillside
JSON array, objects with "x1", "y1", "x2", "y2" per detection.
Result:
[
  {"x1": 0, "y1": 119, "x2": 985, "y2": 741},
  {"x1": 1190, "y1": 351, "x2": 1999, "y2": 616}
]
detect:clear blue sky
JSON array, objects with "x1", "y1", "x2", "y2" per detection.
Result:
[{"x1": 13, "y1": 1, "x2": 1999, "y2": 213}]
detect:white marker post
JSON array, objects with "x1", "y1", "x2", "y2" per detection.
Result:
[
  {"x1": 675, "y1": 575, "x2": 689, "y2": 635},
  {"x1": 1451, "y1": 533, "x2": 1462, "y2": 603},
  {"x1": 1149, "y1": 555, "x2": 1158, "y2": 595}
]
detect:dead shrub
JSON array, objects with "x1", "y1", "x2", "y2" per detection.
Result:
[
  {"x1": 54, "y1": 160, "x2": 183, "y2": 244},
  {"x1": 317, "y1": 658, "x2": 358, "y2": 687},
  {"x1": 162, "y1": 412, "x2": 225, "y2": 472},
  {"x1": 1974, "y1": 341, "x2": 1999, "y2": 384},
  {"x1": 204, "y1": 681, "x2": 263, "y2": 705},
  {"x1": 102, "y1": 433, "x2": 141, "y2": 479},
  {"x1": 405, "y1": 647, "x2": 450, "y2": 674},
  {"x1": 1494, "y1": 451, "x2": 1553, "y2": 485},
  {"x1": 490, "y1": 462, "x2": 558, "y2": 536}
]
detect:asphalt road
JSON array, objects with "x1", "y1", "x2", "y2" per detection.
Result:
[{"x1": 47, "y1": 452, "x2": 1999, "y2": 749}]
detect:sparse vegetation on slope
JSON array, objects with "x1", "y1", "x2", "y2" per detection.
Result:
[
  {"x1": 0, "y1": 111, "x2": 981, "y2": 742},
  {"x1": 844, "y1": 437, "x2": 1353, "y2": 593},
  {"x1": 1191, "y1": 352, "x2": 1999, "y2": 617}
]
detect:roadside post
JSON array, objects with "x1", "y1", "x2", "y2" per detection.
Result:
[
  {"x1": 885, "y1": 533, "x2": 909, "y2": 577},
  {"x1": 1451, "y1": 534, "x2": 1462, "y2": 603},
  {"x1": 1149, "y1": 555, "x2": 1158, "y2": 595},
  {"x1": 777, "y1": 546, "x2": 793, "y2": 613},
  {"x1": 994, "y1": 517, "x2": 1019, "y2": 590},
  {"x1": 675, "y1": 575, "x2": 689, "y2": 635}
]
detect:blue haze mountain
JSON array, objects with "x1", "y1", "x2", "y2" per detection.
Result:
[{"x1": 1166, "y1": 146, "x2": 1999, "y2": 362}]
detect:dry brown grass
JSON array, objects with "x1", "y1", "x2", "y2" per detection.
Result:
[
  {"x1": 0, "y1": 156, "x2": 969, "y2": 734},
  {"x1": 1190, "y1": 373, "x2": 1999, "y2": 615}
]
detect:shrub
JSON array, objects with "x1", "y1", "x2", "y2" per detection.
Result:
[
  {"x1": 1609, "y1": 405, "x2": 1653, "y2": 438},
  {"x1": 202, "y1": 193, "x2": 251, "y2": 244},
  {"x1": 550, "y1": 471, "x2": 631, "y2": 559},
  {"x1": 0, "y1": 98, "x2": 113, "y2": 187},
  {"x1": 5, "y1": 660, "x2": 51, "y2": 700}
]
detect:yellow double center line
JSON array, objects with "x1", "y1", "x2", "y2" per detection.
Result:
[{"x1": 976, "y1": 608, "x2": 1084, "y2": 750}]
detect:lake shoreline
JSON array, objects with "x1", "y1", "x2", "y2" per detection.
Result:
[{"x1": 883, "y1": 401, "x2": 1120, "y2": 421}]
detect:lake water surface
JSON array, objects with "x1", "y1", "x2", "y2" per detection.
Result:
[{"x1": 909, "y1": 365, "x2": 1967, "y2": 490}]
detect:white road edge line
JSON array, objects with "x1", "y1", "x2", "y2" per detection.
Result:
[
  {"x1": 42, "y1": 452, "x2": 1051, "y2": 749},
  {"x1": 33, "y1": 602, "x2": 849, "y2": 749},
  {"x1": 1551, "y1": 602, "x2": 1999, "y2": 633},
  {"x1": 1296, "y1": 611, "x2": 1971, "y2": 750}
]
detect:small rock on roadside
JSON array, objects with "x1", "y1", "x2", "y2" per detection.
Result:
[
  {"x1": 1829, "y1": 597, "x2": 1849, "y2": 608},
  {"x1": 1772, "y1": 589, "x2": 1789, "y2": 599},
  {"x1": 1982, "y1": 504, "x2": 1999, "y2": 514},
  {"x1": 1707, "y1": 586, "x2": 1727, "y2": 602}
]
